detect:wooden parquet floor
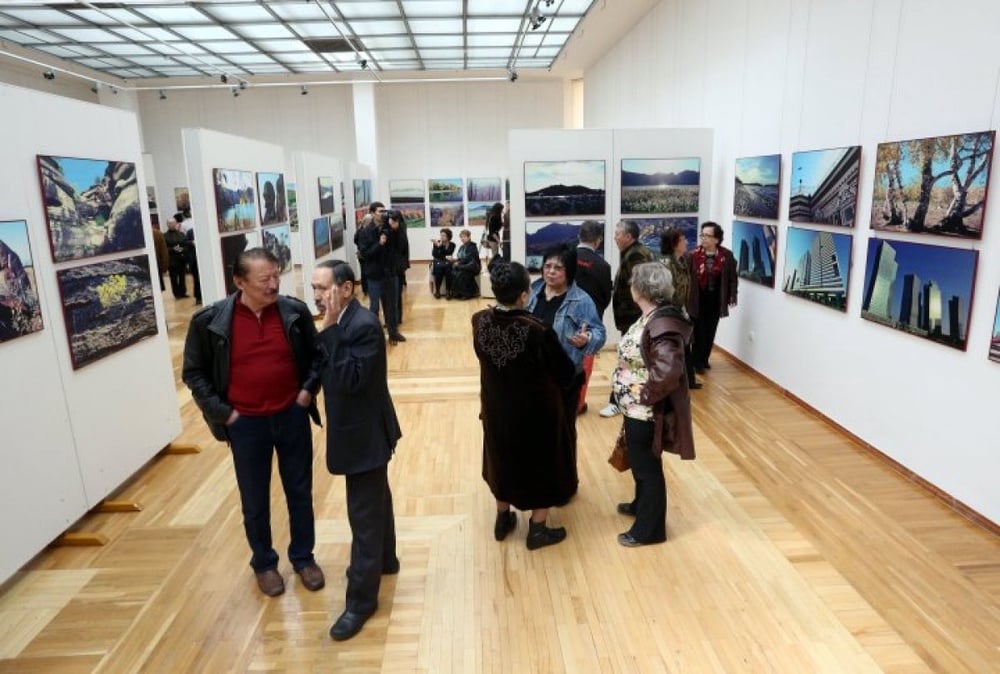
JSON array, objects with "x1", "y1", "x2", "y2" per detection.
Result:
[{"x1": 1, "y1": 269, "x2": 997, "y2": 673}]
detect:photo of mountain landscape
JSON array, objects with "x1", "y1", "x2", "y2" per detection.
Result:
[
  {"x1": 525, "y1": 160, "x2": 606, "y2": 217},
  {"x1": 734, "y1": 155, "x2": 780, "y2": 219},
  {"x1": 213, "y1": 168, "x2": 255, "y2": 233},
  {"x1": 37, "y1": 155, "x2": 144, "y2": 263},
  {"x1": 0, "y1": 220, "x2": 44, "y2": 344},
  {"x1": 256, "y1": 172, "x2": 286, "y2": 226},
  {"x1": 525, "y1": 220, "x2": 604, "y2": 272},
  {"x1": 621, "y1": 158, "x2": 699, "y2": 214}
]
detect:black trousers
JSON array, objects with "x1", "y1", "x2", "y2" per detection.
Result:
[
  {"x1": 432, "y1": 264, "x2": 452, "y2": 295},
  {"x1": 693, "y1": 290, "x2": 722, "y2": 368},
  {"x1": 382, "y1": 274, "x2": 400, "y2": 335},
  {"x1": 623, "y1": 416, "x2": 666, "y2": 543},
  {"x1": 167, "y1": 263, "x2": 187, "y2": 298},
  {"x1": 345, "y1": 464, "x2": 397, "y2": 614}
]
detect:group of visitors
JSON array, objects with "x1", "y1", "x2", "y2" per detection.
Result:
[
  {"x1": 431, "y1": 228, "x2": 482, "y2": 300},
  {"x1": 159, "y1": 212, "x2": 201, "y2": 303},
  {"x1": 354, "y1": 201, "x2": 410, "y2": 344}
]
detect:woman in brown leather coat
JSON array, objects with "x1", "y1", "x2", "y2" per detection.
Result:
[{"x1": 610, "y1": 262, "x2": 695, "y2": 546}]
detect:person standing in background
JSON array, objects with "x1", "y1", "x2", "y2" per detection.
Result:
[
  {"x1": 573, "y1": 220, "x2": 612, "y2": 414},
  {"x1": 687, "y1": 222, "x2": 737, "y2": 373},
  {"x1": 660, "y1": 227, "x2": 700, "y2": 389},
  {"x1": 151, "y1": 222, "x2": 168, "y2": 292},
  {"x1": 164, "y1": 213, "x2": 188, "y2": 299},
  {"x1": 184, "y1": 222, "x2": 201, "y2": 305}
]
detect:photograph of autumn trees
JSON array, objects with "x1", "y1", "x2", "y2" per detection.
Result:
[{"x1": 871, "y1": 131, "x2": 994, "y2": 239}]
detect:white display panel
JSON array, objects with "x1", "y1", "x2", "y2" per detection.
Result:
[{"x1": 293, "y1": 151, "x2": 344, "y2": 310}]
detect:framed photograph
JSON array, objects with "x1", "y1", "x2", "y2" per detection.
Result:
[
  {"x1": 220, "y1": 230, "x2": 260, "y2": 296},
  {"x1": 525, "y1": 160, "x2": 606, "y2": 217},
  {"x1": 330, "y1": 212, "x2": 345, "y2": 252},
  {"x1": 630, "y1": 216, "x2": 699, "y2": 255},
  {"x1": 732, "y1": 220, "x2": 778, "y2": 287},
  {"x1": 146, "y1": 186, "x2": 159, "y2": 227},
  {"x1": 871, "y1": 131, "x2": 994, "y2": 238},
  {"x1": 174, "y1": 187, "x2": 190, "y2": 214},
  {"x1": 354, "y1": 208, "x2": 367, "y2": 228},
  {"x1": 467, "y1": 202, "x2": 490, "y2": 227},
  {"x1": 620, "y1": 158, "x2": 698, "y2": 214},
  {"x1": 287, "y1": 182, "x2": 298, "y2": 231},
  {"x1": 789, "y1": 146, "x2": 861, "y2": 227},
  {"x1": 56, "y1": 254, "x2": 157, "y2": 369},
  {"x1": 313, "y1": 216, "x2": 331, "y2": 260},
  {"x1": 782, "y1": 226, "x2": 853, "y2": 312},
  {"x1": 990, "y1": 291, "x2": 1000, "y2": 363},
  {"x1": 431, "y1": 204, "x2": 464, "y2": 228},
  {"x1": 392, "y1": 204, "x2": 426, "y2": 228},
  {"x1": 353, "y1": 179, "x2": 372, "y2": 210},
  {"x1": 212, "y1": 168, "x2": 256, "y2": 233},
  {"x1": 467, "y1": 177, "x2": 502, "y2": 202},
  {"x1": 734, "y1": 155, "x2": 781, "y2": 219},
  {"x1": 429, "y1": 178, "x2": 464, "y2": 203},
  {"x1": 256, "y1": 172, "x2": 286, "y2": 226},
  {"x1": 861, "y1": 238, "x2": 978, "y2": 350},
  {"x1": 262, "y1": 223, "x2": 292, "y2": 275},
  {"x1": 525, "y1": 220, "x2": 604, "y2": 273},
  {"x1": 318, "y1": 177, "x2": 335, "y2": 215},
  {"x1": 0, "y1": 220, "x2": 44, "y2": 343},
  {"x1": 37, "y1": 155, "x2": 145, "y2": 263}
]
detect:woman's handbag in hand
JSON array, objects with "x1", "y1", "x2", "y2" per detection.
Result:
[{"x1": 608, "y1": 425, "x2": 630, "y2": 472}]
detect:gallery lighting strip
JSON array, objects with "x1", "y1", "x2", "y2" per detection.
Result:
[
  {"x1": 128, "y1": 75, "x2": 510, "y2": 92},
  {"x1": 0, "y1": 46, "x2": 124, "y2": 91}
]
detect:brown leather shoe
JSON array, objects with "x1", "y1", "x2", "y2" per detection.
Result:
[
  {"x1": 255, "y1": 569, "x2": 285, "y2": 597},
  {"x1": 295, "y1": 563, "x2": 326, "y2": 591}
]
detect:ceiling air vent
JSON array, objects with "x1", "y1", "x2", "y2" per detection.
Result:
[{"x1": 303, "y1": 38, "x2": 360, "y2": 54}]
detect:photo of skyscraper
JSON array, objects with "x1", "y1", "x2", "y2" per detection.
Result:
[
  {"x1": 989, "y1": 291, "x2": 1000, "y2": 363},
  {"x1": 732, "y1": 220, "x2": 777, "y2": 287},
  {"x1": 860, "y1": 238, "x2": 978, "y2": 350},
  {"x1": 782, "y1": 227, "x2": 852, "y2": 311}
]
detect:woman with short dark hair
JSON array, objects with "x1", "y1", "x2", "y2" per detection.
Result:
[
  {"x1": 472, "y1": 260, "x2": 576, "y2": 550},
  {"x1": 448, "y1": 229, "x2": 480, "y2": 300},
  {"x1": 431, "y1": 228, "x2": 455, "y2": 299},
  {"x1": 687, "y1": 221, "x2": 737, "y2": 372}
]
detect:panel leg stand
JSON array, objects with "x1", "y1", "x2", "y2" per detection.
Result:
[
  {"x1": 162, "y1": 443, "x2": 201, "y2": 455},
  {"x1": 53, "y1": 533, "x2": 109, "y2": 547},
  {"x1": 96, "y1": 500, "x2": 143, "y2": 513}
]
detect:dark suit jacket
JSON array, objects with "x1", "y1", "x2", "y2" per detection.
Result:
[
  {"x1": 574, "y1": 245, "x2": 612, "y2": 317},
  {"x1": 317, "y1": 298, "x2": 402, "y2": 475}
]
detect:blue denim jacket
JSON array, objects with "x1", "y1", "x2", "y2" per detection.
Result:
[{"x1": 527, "y1": 279, "x2": 607, "y2": 372}]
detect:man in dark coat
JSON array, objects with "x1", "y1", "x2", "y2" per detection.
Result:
[
  {"x1": 574, "y1": 220, "x2": 612, "y2": 414},
  {"x1": 182, "y1": 248, "x2": 325, "y2": 597},
  {"x1": 311, "y1": 259, "x2": 402, "y2": 642},
  {"x1": 164, "y1": 212, "x2": 188, "y2": 298}
]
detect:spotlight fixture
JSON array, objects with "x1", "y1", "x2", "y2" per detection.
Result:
[
  {"x1": 158, "y1": 89, "x2": 166, "y2": 100},
  {"x1": 238, "y1": 80, "x2": 248, "y2": 90},
  {"x1": 110, "y1": 86, "x2": 119, "y2": 95},
  {"x1": 220, "y1": 73, "x2": 229, "y2": 84},
  {"x1": 43, "y1": 69, "x2": 55, "y2": 80},
  {"x1": 529, "y1": 6, "x2": 547, "y2": 30},
  {"x1": 508, "y1": 69, "x2": 518, "y2": 83},
  {"x1": 232, "y1": 86, "x2": 239, "y2": 98},
  {"x1": 300, "y1": 85, "x2": 308, "y2": 96},
  {"x1": 359, "y1": 58, "x2": 368, "y2": 70},
  {"x1": 543, "y1": 0, "x2": 555, "y2": 5},
  {"x1": 90, "y1": 83, "x2": 99, "y2": 94}
]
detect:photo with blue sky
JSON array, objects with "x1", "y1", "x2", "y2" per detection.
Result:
[
  {"x1": 791, "y1": 147, "x2": 858, "y2": 196},
  {"x1": 735, "y1": 155, "x2": 780, "y2": 186},
  {"x1": 525, "y1": 160, "x2": 605, "y2": 193}
]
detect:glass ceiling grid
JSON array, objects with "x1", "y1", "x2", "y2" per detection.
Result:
[{"x1": 0, "y1": 1, "x2": 594, "y2": 80}]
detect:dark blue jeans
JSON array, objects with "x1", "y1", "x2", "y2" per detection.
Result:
[
  {"x1": 227, "y1": 403, "x2": 316, "y2": 572},
  {"x1": 367, "y1": 278, "x2": 383, "y2": 317}
]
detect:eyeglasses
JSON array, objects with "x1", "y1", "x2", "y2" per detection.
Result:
[
  {"x1": 700, "y1": 233, "x2": 716, "y2": 239},
  {"x1": 543, "y1": 263, "x2": 566, "y2": 272}
]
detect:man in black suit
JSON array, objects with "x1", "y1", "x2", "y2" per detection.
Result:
[
  {"x1": 574, "y1": 220, "x2": 612, "y2": 414},
  {"x1": 311, "y1": 259, "x2": 402, "y2": 641}
]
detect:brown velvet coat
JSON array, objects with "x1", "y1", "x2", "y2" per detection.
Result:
[
  {"x1": 472, "y1": 307, "x2": 577, "y2": 509},
  {"x1": 638, "y1": 306, "x2": 695, "y2": 460}
]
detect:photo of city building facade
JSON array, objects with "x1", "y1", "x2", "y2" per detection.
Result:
[
  {"x1": 789, "y1": 146, "x2": 861, "y2": 227},
  {"x1": 732, "y1": 220, "x2": 777, "y2": 287},
  {"x1": 861, "y1": 238, "x2": 978, "y2": 350},
  {"x1": 990, "y1": 291, "x2": 1000, "y2": 363},
  {"x1": 782, "y1": 227, "x2": 852, "y2": 311}
]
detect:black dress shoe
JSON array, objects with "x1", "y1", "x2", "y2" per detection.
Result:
[
  {"x1": 329, "y1": 609, "x2": 375, "y2": 641},
  {"x1": 493, "y1": 510, "x2": 517, "y2": 541},
  {"x1": 616, "y1": 502, "x2": 636, "y2": 516},
  {"x1": 389, "y1": 333, "x2": 407, "y2": 342},
  {"x1": 618, "y1": 532, "x2": 666, "y2": 547},
  {"x1": 703, "y1": 363, "x2": 712, "y2": 369},
  {"x1": 689, "y1": 382, "x2": 703, "y2": 390},
  {"x1": 526, "y1": 520, "x2": 566, "y2": 550}
]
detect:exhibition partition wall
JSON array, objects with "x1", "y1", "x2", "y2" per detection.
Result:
[
  {"x1": 583, "y1": 0, "x2": 999, "y2": 523},
  {"x1": 181, "y1": 128, "x2": 293, "y2": 303},
  {"x1": 509, "y1": 127, "x2": 714, "y2": 337},
  {"x1": 292, "y1": 151, "x2": 345, "y2": 310},
  {"x1": 344, "y1": 162, "x2": 374, "y2": 279},
  {"x1": 0, "y1": 82, "x2": 181, "y2": 583}
]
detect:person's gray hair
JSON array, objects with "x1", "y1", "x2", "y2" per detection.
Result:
[{"x1": 630, "y1": 261, "x2": 674, "y2": 305}]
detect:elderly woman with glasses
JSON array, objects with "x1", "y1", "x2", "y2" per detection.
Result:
[
  {"x1": 611, "y1": 261, "x2": 695, "y2": 547},
  {"x1": 687, "y1": 221, "x2": 737, "y2": 372},
  {"x1": 527, "y1": 244, "x2": 606, "y2": 455}
]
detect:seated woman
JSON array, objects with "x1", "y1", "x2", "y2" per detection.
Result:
[
  {"x1": 472, "y1": 260, "x2": 576, "y2": 550},
  {"x1": 612, "y1": 262, "x2": 695, "y2": 547},
  {"x1": 431, "y1": 228, "x2": 455, "y2": 299},
  {"x1": 448, "y1": 229, "x2": 480, "y2": 300},
  {"x1": 526, "y1": 244, "x2": 606, "y2": 454}
]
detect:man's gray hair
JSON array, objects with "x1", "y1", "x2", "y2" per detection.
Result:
[{"x1": 630, "y1": 261, "x2": 674, "y2": 306}]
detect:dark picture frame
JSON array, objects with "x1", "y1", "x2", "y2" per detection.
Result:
[
  {"x1": 256, "y1": 171, "x2": 286, "y2": 226},
  {"x1": 213, "y1": 168, "x2": 256, "y2": 233},
  {"x1": 37, "y1": 155, "x2": 145, "y2": 263},
  {"x1": 525, "y1": 220, "x2": 604, "y2": 273},
  {"x1": 782, "y1": 226, "x2": 853, "y2": 312},
  {"x1": 734, "y1": 154, "x2": 781, "y2": 219},
  {"x1": 789, "y1": 146, "x2": 861, "y2": 227},
  {"x1": 621, "y1": 158, "x2": 699, "y2": 215},
  {"x1": 732, "y1": 220, "x2": 777, "y2": 288},
  {"x1": 0, "y1": 219, "x2": 44, "y2": 343},
  {"x1": 525, "y1": 160, "x2": 606, "y2": 217}
]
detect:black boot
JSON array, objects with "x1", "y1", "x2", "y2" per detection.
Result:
[
  {"x1": 493, "y1": 510, "x2": 516, "y2": 541},
  {"x1": 526, "y1": 520, "x2": 566, "y2": 550}
]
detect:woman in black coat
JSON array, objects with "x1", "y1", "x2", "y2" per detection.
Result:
[
  {"x1": 431, "y1": 227, "x2": 455, "y2": 299},
  {"x1": 448, "y1": 229, "x2": 480, "y2": 300},
  {"x1": 472, "y1": 260, "x2": 575, "y2": 550}
]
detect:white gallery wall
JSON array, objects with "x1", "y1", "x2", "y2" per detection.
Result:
[
  {"x1": 182, "y1": 128, "x2": 293, "y2": 303},
  {"x1": 583, "y1": 0, "x2": 1000, "y2": 523},
  {"x1": 138, "y1": 85, "x2": 357, "y2": 220},
  {"x1": 376, "y1": 80, "x2": 565, "y2": 260},
  {"x1": 293, "y1": 151, "x2": 345, "y2": 309},
  {"x1": 0, "y1": 83, "x2": 181, "y2": 583}
]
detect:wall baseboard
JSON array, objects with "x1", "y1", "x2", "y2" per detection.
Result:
[{"x1": 715, "y1": 347, "x2": 999, "y2": 537}]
